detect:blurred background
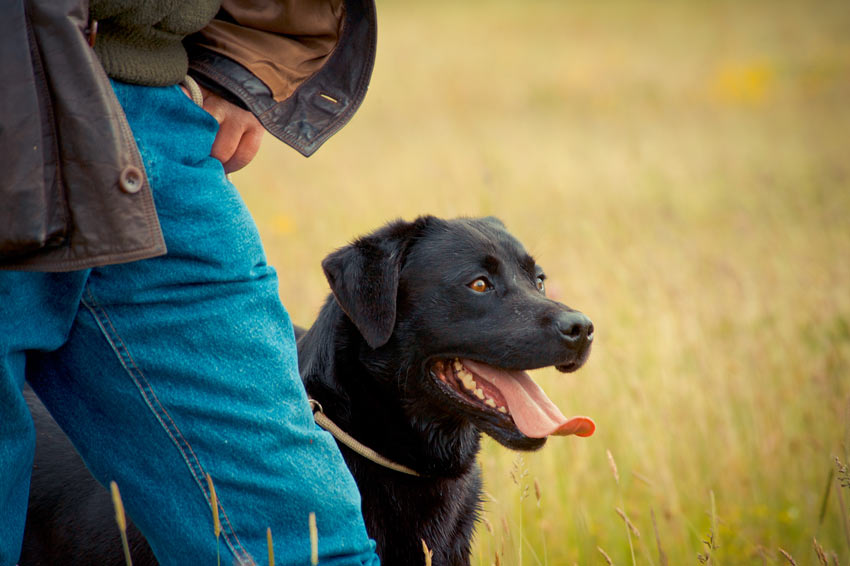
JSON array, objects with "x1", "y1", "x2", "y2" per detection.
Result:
[{"x1": 232, "y1": 0, "x2": 850, "y2": 563}]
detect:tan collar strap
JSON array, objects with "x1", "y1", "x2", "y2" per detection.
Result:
[
  {"x1": 309, "y1": 399, "x2": 421, "y2": 477},
  {"x1": 180, "y1": 75, "x2": 204, "y2": 107}
]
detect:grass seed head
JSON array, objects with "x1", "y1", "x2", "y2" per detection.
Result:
[
  {"x1": 813, "y1": 537, "x2": 828, "y2": 566},
  {"x1": 779, "y1": 548, "x2": 798, "y2": 566},
  {"x1": 597, "y1": 545, "x2": 614, "y2": 565},
  {"x1": 607, "y1": 449, "x2": 620, "y2": 485},
  {"x1": 836, "y1": 457, "x2": 850, "y2": 489},
  {"x1": 615, "y1": 507, "x2": 641, "y2": 538}
]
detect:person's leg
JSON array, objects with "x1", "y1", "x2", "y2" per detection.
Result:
[
  {"x1": 27, "y1": 81, "x2": 378, "y2": 566},
  {"x1": 0, "y1": 271, "x2": 89, "y2": 565}
]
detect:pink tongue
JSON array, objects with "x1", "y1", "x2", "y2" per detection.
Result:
[{"x1": 461, "y1": 359, "x2": 595, "y2": 439}]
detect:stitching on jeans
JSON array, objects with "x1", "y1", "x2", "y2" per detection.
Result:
[
  {"x1": 81, "y1": 288, "x2": 253, "y2": 563},
  {"x1": 81, "y1": 286, "x2": 254, "y2": 564}
]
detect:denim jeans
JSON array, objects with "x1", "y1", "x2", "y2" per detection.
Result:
[{"x1": 0, "y1": 81, "x2": 379, "y2": 566}]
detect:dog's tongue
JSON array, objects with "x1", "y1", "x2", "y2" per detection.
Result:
[{"x1": 461, "y1": 359, "x2": 595, "y2": 439}]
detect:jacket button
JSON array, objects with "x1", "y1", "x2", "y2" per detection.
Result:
[{"x1": 119, "y1": 166, "x2": 143, "y2": 194}]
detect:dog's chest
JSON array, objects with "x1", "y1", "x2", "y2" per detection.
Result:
[{"x1": 355, "y1": 464, "x2": 482, "y2": 566}]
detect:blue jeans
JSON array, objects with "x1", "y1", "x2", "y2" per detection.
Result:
[{"x1": 0, "y1": 81, "x2": 379, "y2": 566}]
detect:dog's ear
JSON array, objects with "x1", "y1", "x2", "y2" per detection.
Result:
[{"x1": 322, "y1": 217, "x2": 431, "y2": 349}]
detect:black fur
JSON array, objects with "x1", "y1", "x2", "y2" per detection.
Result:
[
  {"x1": 299, "y1": 216, "x2": 593, "y2": 564},
  {"x1": 20, "y1": 216, "x2": 593, "y2": 566},
  {"x1": 21, "y1": 387, "x2": 156, "y2": 565}
]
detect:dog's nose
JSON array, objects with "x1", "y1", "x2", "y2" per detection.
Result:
[{"x1": 555, "y1": 311, "x2": 594, "y2": 347}]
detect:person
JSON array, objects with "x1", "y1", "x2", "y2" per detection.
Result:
[{"x1": 0, "y1": 1, "x2": 380, "y2": 565}]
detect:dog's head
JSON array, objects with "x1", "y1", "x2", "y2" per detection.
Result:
[{"x1": 321, "y1": 216, "x2": 594, "y2": 451}]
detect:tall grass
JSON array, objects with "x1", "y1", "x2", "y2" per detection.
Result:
[{"x1": 233, "y1": 0, "x2": 850, "y2": 562}]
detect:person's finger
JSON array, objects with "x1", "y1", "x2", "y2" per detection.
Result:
[
  {"x1": 203, "y1": 98, "x2": 228, "y2": 125},
  {"x1": 210, "y1": 119, "x2": 243, "y2": 168},
  {"x1": 222, "y1": 125, "x2": 264, "y2": 174}
]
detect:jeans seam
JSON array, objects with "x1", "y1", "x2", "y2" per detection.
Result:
[{"x1": 81, "y1": 285, "x2": 254, "y2": 564}]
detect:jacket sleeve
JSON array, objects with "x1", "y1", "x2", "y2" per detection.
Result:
[
  {"x1": 0, "y1": 0, "x2": 166, "y2": 271},
  {"x1": 186, "y1": 0, "x2": 377, "y2": 157}
]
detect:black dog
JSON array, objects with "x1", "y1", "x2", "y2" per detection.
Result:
[
  {"x1": 21, "y1": 390, "x2": 156, "y2": 565},
  {"x1": 21, "y1": 215, "x2": 594, "y2": 565},
  {"x1": 299, "y1": 216, "x2": 594, "y2": 564}
]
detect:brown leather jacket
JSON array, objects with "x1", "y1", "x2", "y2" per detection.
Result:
[{"x1": 1, "y1": 0, "x2": 376, "y2": 271}]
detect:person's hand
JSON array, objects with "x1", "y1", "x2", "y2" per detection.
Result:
[{"x1": 183, "y1": 84, "x2": 264, "y2": 173}]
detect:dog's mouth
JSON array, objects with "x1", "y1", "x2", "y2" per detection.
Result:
[{"x1": 430, "y1": 358, "x2": 595, "y2": 439}]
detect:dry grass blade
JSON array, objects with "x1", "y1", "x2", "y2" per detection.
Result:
[
  {"x1": 632, "y1": 471, "x2": 654, "y2": 488},
  {"x1": 651, "y1": 508, "x2": 668, "y2": 566},
  {"x1": 710, "y1": 490, "x2": 718, "y2": 565},
  {"x1": 267, "y1": 527, "x2": 275, "y2": 566},
  {"x1": 482, "y1": 490, "x2": 499, "y2": 504},
  {"x1": 206, "y1": 473, "x2": 221, "y2": 566},
  {"x1": 597, "y1": 545, "x2": 614, "y2": 565},
  {"x1": 833, "y1": 459, "x2": 850, "y2": 553},
  {"x1": 778, "y1": 548, "x2": 797, "y2": 566},
  {"x1": 608, "y1": 448, "x2": 636, "y2": 566},
  {"x1": 819, "y1": 467, "x2": 835, "y2": 527},
  {"x1": 422, "y1": 539, "x2": 433, "y2": 566},
  {"x1": 109, "y1": 481, "x2": 133, "y2": 566},
  {"x1": 615, "y1": 507, "x2": 641, "y2": 538},
  {"x1": 206, "y1": 473, "x2": 221, "y2": 538},
  {"x1": 309, "y1": 512, "x2": 319, "y2": 566},
  {"x1": 110, "y1": 481, "x2": 127, "y2": 533}
]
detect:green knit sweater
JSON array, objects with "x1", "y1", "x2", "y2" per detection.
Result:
[{"x1": 91, "y1": 0, "x2": 221, "y2": 86}]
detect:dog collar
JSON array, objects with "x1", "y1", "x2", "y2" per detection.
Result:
[{"x1": 309, "y1": 399, "x2": 421, "y2": 477}]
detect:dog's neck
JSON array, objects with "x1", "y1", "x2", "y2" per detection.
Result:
[{"x1": 298, "y1": 298, "x2": 481, "y2": 479}]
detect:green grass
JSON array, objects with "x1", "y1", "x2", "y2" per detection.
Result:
[{"x1": 232, "y1": 0, "x2": 850, "y2": 563}]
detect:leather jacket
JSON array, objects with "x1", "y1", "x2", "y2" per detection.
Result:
[{"x1": 1, "y1": 0, "x2": 376, "y2": 271}]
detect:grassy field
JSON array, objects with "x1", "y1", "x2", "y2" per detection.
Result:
[{"x1": 232, "y1": 1, "x2": 850, "y2": 563}]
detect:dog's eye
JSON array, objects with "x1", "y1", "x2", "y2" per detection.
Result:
[
  {"x1": 468, "y1": 278, "x2": 490, "y2": 293},
  {"x1": 536, "y1": 276, "x2": 546, "y2": 293}
]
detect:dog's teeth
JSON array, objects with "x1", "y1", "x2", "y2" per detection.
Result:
[
  {"x1": 459, "y1": 371, "x2": 476, "y2": 390},
  {"x1": 452, "y1": 360, "x2": 463, "y2": 371},
  {"x1": 474, "y1": 388, "x2": 485, "y2": 400},
  {"x1": 485, "y1": 399, "x2": 497, "y2": 408},
  {"x1": 498, "y1": 406, "x2": 508, "y2": 414}
]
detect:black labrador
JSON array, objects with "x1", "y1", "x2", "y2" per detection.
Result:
[{"x1": 21, "y1": 215, "x2": 594, "y2": 565}]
